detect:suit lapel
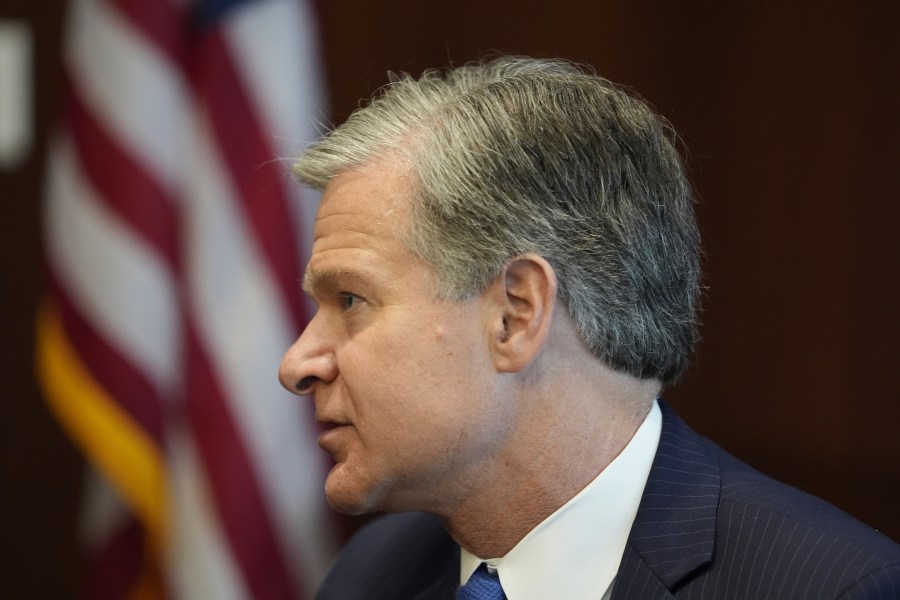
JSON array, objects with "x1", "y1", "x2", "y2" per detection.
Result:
[
  {"x1": 612, "y1": 546, "x2": 678, "y2": 600},
  {"x1": 611, "y1": 400, "x2": 720, "y2": 599}
]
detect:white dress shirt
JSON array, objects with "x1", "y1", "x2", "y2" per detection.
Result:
[{"x1": 459, "y1": 400, "x2": 662, "y2": 599}]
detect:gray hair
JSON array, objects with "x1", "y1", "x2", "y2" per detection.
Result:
[{"x1": 294, "y1": 56, "x2": 701, "y2": 384}]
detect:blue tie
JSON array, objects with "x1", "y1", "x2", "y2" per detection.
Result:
[{"x1": 457, "y1": 564, "x2": 507, "y2": 600}]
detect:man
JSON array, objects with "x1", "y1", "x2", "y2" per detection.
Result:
[{"x1": 279, "y1": 57, "x2": 900, "y2": 599}]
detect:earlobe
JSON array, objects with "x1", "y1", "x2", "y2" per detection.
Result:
[{"x1": 487, "y1": 254, "x2": 558, "y2": 373}]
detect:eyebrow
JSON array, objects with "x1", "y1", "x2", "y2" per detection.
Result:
[{"x1": 302, "y1": 266, "x2": 367, "y2": 297}]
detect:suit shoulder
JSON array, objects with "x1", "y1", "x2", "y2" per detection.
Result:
[
  {"x1": 710, "y1": 442, "x2": 900, "y2": 557},
  {"x1": 653, "y1": 402, "x2": 900, "y2": 598},
  {"x1": 700, "y1": 440, "x2": 900, "y2": 597},
  {"x1": 316, "y1": 512, "x2": 458, "y2": 600},
  {"x1": 656, "y1": 398, "x2": 900, "y2": 559}
]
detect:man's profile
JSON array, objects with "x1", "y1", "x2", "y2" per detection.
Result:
[{"x1": 279, "y1": 57, "x2": 900, "y2": 599}]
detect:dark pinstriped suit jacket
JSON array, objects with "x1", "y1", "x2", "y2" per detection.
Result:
[{"x1": 316, "y1": 401, "x2": 900, "y2": 599}]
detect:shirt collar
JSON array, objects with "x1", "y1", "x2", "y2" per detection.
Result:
[{"x1": 460, "y1": 400, "x2": 662, "y2": 599}]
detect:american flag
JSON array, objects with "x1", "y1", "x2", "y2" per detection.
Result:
[{"x1": 35, "y1": 0, "x2": 338, "y2": 597}]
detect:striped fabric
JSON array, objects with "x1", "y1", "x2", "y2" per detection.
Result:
[
  {"x1": 612, "y1": 400, "x2": 900, "y2": 600},
  {"x1": 35, "y1": 0, "x2": 337, "y2": 597}
]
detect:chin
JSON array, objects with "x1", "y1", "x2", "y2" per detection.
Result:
[
  {"x1": 324, "y1": 486, "x2": 376, "y2": 516},
  {"x1": 324, "y1": 467, "x2": 386, "y2": 516},
  {"x1": 324, "y1": 495, "x2": 370, "y2": 516}
]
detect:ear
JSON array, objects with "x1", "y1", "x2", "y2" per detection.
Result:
[{"x1": 483, "y1": 254, "x2": 558, "y2": 373}]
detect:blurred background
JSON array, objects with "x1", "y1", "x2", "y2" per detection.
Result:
[{"x1": 2, "y1": 0, "x2": 898, "y2": 598}]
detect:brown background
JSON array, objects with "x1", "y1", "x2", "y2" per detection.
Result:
[{"x1": 2, "y1": 1, "x2": 899, "y2": 597}]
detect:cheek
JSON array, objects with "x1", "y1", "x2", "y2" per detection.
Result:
[
  {"x1": 339, "y1": 310, "x2": 491, "y2": 436},
  {"x1": 340, "y1": 361, "x2": 455, "y2": 458},
  {"x1": 338, "y1": 334, "x2": 425, "y2": 430}
]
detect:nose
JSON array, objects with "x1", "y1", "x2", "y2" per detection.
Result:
[{"x1": 278, "y1": 314, "x2": 338, "y2": 396}]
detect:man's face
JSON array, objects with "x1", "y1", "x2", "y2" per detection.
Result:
[{"x1": 279, "y1": 161, "x2": 513, "y2": 516}]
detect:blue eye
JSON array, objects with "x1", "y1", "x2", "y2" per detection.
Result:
[{"x1": 339, "y1": 292, "x2": 362, "y2": 311}]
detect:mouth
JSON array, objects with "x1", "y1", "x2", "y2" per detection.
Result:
[
  {"x1": 316, "y1": 418, "x2": 351, "y2": 454},
  {"x1": 317, "y1": 417, "x2": 349, "y2": 431}
]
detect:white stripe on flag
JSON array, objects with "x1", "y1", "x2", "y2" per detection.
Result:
[
  {"x1": 66, "y1": 0, "x2": 188, "y2": 190},
  {"x1": 182, "y1": 111, "x2": 333, "y2": 593},
  {"x1": 224, "y1": 0, "x2": 327, "y2": 157},
  {"x1": 223, "y1": 0, "x2": 325, "y2": 342},
  {"x1": 44, "y1": 135, "x2": 180, "y2": 392},
  {"x1": 79, "y1": 468, "x2": 131, "y2": 552},
  {"x1": 167, "y1": 425, "x2": 250, "y2": 600}
]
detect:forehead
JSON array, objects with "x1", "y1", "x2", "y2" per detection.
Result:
[
  {"x1": 304, "y1": 161, "x2": 421, "y2": 292},
  {"x1": 314, "y1": 160, "x2": 412, "y2": 236}
]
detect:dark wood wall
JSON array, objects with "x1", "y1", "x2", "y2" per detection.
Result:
[{"x1": 2, "y1": 1, "x2": 898, "y2": 597}]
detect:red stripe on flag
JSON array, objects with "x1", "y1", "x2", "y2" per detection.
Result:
[
  {"x1": 50, "y1": 274, "x2": 166, "y2": 443},
  {"x1": 110, "y1": 0, "x2": 185, "y2": 68},
  {"x1": 184, "y1": 328, "x2": 303, "y2": 598},
  {"x1": 191, "y1": 30, "x2": 307, "y2": 330},
  {"x1": 82, "y1": 516, "x2": 145, "y2": 600},
  {"x1": 83, "y1": 514, "x2": 167, "y2": 600},
  {"x1": 65, "y1": 75, "x2": 180, "y2": 270}
]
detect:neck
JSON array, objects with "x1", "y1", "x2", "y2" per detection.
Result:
[{"x1": 440, "y1": 368, "x2": 657, "y2": 558}]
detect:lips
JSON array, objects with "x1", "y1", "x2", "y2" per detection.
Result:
[
  {"x1": 317, "y1": 418, "x2": 351, "y2": 454},
  {"x1": 316, "y1": 416, "x2": 349, "y2": 431}
]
